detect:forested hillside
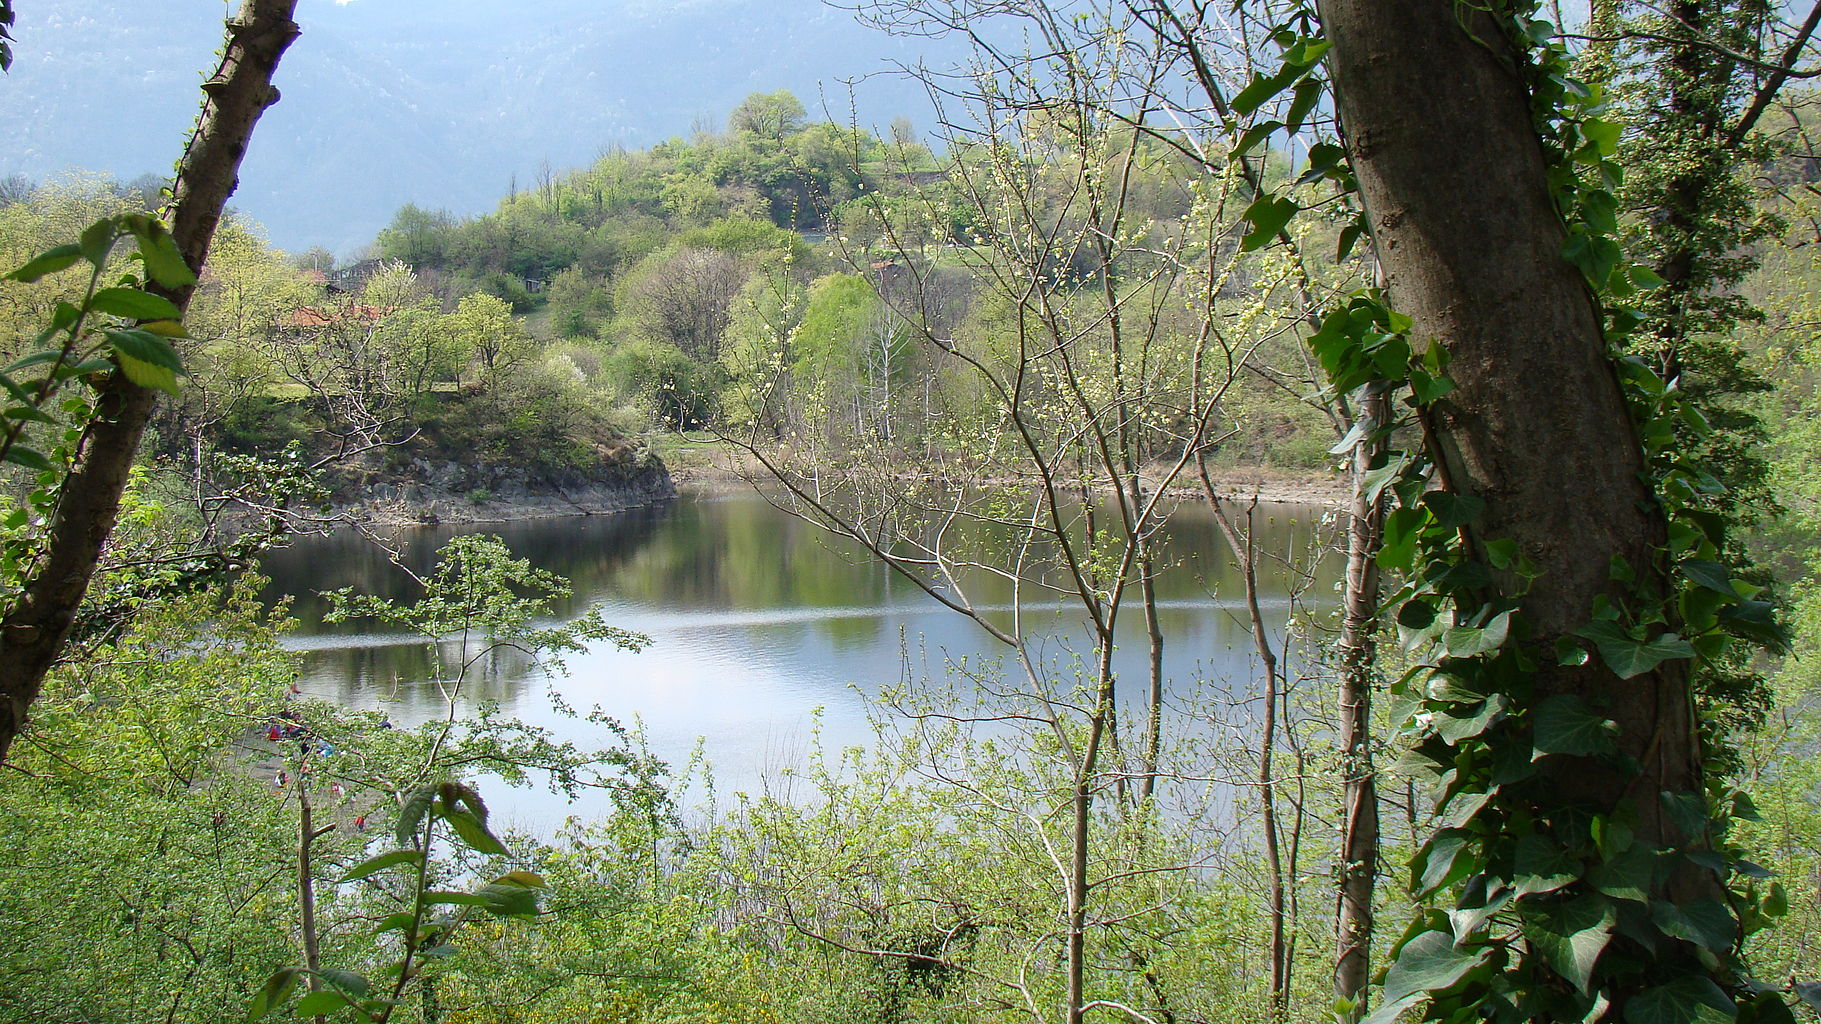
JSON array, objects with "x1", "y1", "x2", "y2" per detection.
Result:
[{"x1": 2, "y1": 3, "x2": 1821, "y2": 1024}]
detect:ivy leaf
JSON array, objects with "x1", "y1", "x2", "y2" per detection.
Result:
[
  {"x1": 1532, "y1": 694, "x2": 1617, "y2": 760},
  {"x1": 1575, "y1": 620, "x2": 1694, "y2": 679},
  {"x1": 1408, "y1": 370, "x2": 1454, "y2": 405},
  {"x1": 1526, "y1": 893, "x2": 1615, "y2": 994},
  {"x1": 1717, "y1": 600, "x2": 1788, "y2": 655},
  {"x1": 1284, "y1": 76, "x2": 1322, "y2": 132},
  {"x1": 1589, "y1": 847, "x2": 1655, "y2": 903},
  {"x1": 1436, "y1": 695, "x2": 1507, "y2": 744},
  {"x1": 1232, "y1": 120, "x2": 1282, "y2": 159},
  {"x1": 1650, "y1": 899, "x2": 1737, "y2": 953},
  {"x1": 1414, "y1": 828, "x2": 1474, "y2": 896},
  {"x1": 1443, "y1": 610, "x2": 1512, "y2": 658},
  {"x1": 1422, "y1": 491, "x2": 1485, "y2": 529},
  {"x1": 1563, "y1": 227, "x2": 1621, "y2": 287},
  {"x1": 1679, "y1": 559, "x2": 1737, "y2": 597},
  {"x1": 1580, "y1": 117, "x2": 1621, "y2": 157},
  {"x1": 1625, "y1": 976, "x2": 1737, "y2": 1024},
  {"x1": 1795, "y1": 982, "x2": 1821, "y2": 1013},
  {"x1": 1240, "y1": 195, "x2": 1299, "y2": 251},
  {"x1": 1380, "y1": 929, "x2": 1491, "y2": 1007},
  {"x1": 1513, "y1": 833, "x2": 1580, "y2": 896}
]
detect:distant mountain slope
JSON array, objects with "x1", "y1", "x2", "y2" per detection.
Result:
[{"x1": 0, "y1": 0, "x2": 964, "y2": 255}]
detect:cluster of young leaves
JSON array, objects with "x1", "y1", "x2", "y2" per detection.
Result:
[
  {"x1": 1, "y1": 214, "x2": 194, "y2": 591},
  {"x1": 248, "y1": 781, "x2": 546, "y2": 1022}
]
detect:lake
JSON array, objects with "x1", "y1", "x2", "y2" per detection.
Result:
[{"x1": 259, "y1": 486, "x2": 1342, "y2": 834}]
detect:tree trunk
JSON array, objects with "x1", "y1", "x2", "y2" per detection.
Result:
[
  {"x1": 1316, "y1": 0, "x2": 1705, "y2": 866},
  {"x1": 0, "y1": 0, "x2": 300, "y2": 762},
  {"x1": 1332, "y1": 384, "x2": 1384, "y2": 1010}
]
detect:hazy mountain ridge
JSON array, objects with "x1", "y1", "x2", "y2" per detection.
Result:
[{"x1": 1, "y1": 0, "x2": 961, "y2": 255}]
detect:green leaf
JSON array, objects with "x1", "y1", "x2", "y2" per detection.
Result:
[
  {"x1": 1232, "y1": 120, "x2": 1281, "y2": 159},
  {"x1": 127, "y1": 220, "x2": 197, "y2": 289},
  {"x1": 7, "y1": 244, "x2": 84, "y2": 283},
  {"x1": 1360, "y1": 993, "x2": 1424, "y2": 1024},
  {"x1": 1414, "y1": 828, "x2": 1474, "y2": 896},
  {"x1": 1589, "y1": 847, "x2": 1655, "y2": 903},
  {"x1": 441, "y1": 808, "x2": 508, "y2": 857},
  {"x1": 1738, "y1": 992, "x2": 1797, "y2": 1024},
  {"x1": 1625, "y1": 977, "x2": 1737, "y2": 1024},
  {"x1": 1532, "y1": 694, "x2": 1617, "y2": 760},
  {"x1": 1513, "y1": 833, "x2": 1581, "y2": 896},
  {"x1": 396, "y1": 786, "x2": 436, "y2": 845},
  {"x1": 1718, "y1": 600, "x2": 1788, "y2": 654},
  {"x1": 1580, "y1": 117, "x2": 1621, "y2": 156},
  {"x1": 1337, "y1": 221, "x2": 1365, "y2": 262},
  {"x1": 89, "y1": 286, "x2": 181, "y2": 321},
  {"x1": 3, "y1": 445, "x2": 54, "y2": 472},
  {"x1": 1240, "y1": 195, "x2": 1299, "y2": 251},
  {"x1": 4, "y1": 405, "x2": 56, "y2": 425},
  {"x1": 373, "y1": 911, "x2": 417, "y2": 934},
  {"x1": 339, "y1": 849, "x2": 424, "y2": 883},
  {"x1": 1232, "y1": 67, "x2": 1302, "y2": 117},
  {"x1": 1651, "y1": 899, "x2": 1737, "y2": 953},
  {"x1": 295, "y1": 991, "x2": 352, "y2": 1016},
  {"x1": 79, "y1": 218, "x2": 118, "y2": 267},
  {"x1": 106, "y1": 327, "x2": 185, "y2": 393},
  {"x1": 113, "y1": 353, "x2": 178, "y2": 394},
  {"x1": 1380, "y1": 928, "x2": 1490, "y2": 1006},
  {"x1": 1526, "y1": 894, "x2": 1615, "y2": 994},
  {"x1": 1443, "y1": 610, "x2": 1512, "y2": 658},
  {"x1": 1436, "y1": 696, "x2": 1507, "y2": 744},
  {"x1": 1679, "y1": 559, "x2": 1737, "y2": 597},
  {"x1": 1563, "y1": 228, "x2": 1621, "y2": 287},
  {"x1": 247, "y1": 967, "x2": 301, "y2": 1021},
  {"x1": 1575, "y1": 621, "x2": 1695, "y2": 679},
  {"x1": 1408, "y1": 370, "x2": 1454, "y2": 405},
  {"x1": 475, "y1": 876, "x2": 542, "y2": 917},
  {"x1": 1284, "y1": 76, "x2": 1322, "y2": 132},
  {"x1": 1422, "y1": 491, "x2": 1485, "y2": 529},
  {"x1": 318, "y1": 968, "x2": 371, "y2": 997},
  {"x1": 1795, "y1": 983, "x2": 1821, "y2": 1013}
]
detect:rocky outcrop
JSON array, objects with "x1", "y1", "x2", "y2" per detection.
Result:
[{"x1": 334, "y1": 448, "x2": 676, "y2": 525}]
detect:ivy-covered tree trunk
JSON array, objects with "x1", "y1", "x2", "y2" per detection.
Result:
[
  {"x1": 1316, "y1": 3, "x2": 1733, "y2": 1019},
  {"x1": 1318, "y1": 0, "x2": 1703, "y2": 863},
  {"x1": 0, "y1": 0, "x2": 300, "y2": 762}
]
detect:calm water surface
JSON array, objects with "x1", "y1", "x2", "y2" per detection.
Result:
[{"x1": 259, "y1": 487, "x2": 1341, "y2": 833}]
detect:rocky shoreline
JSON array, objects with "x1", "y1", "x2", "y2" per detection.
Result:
[{"x1": 335, "y1": 455, "x2": 678, "y2": 527}]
